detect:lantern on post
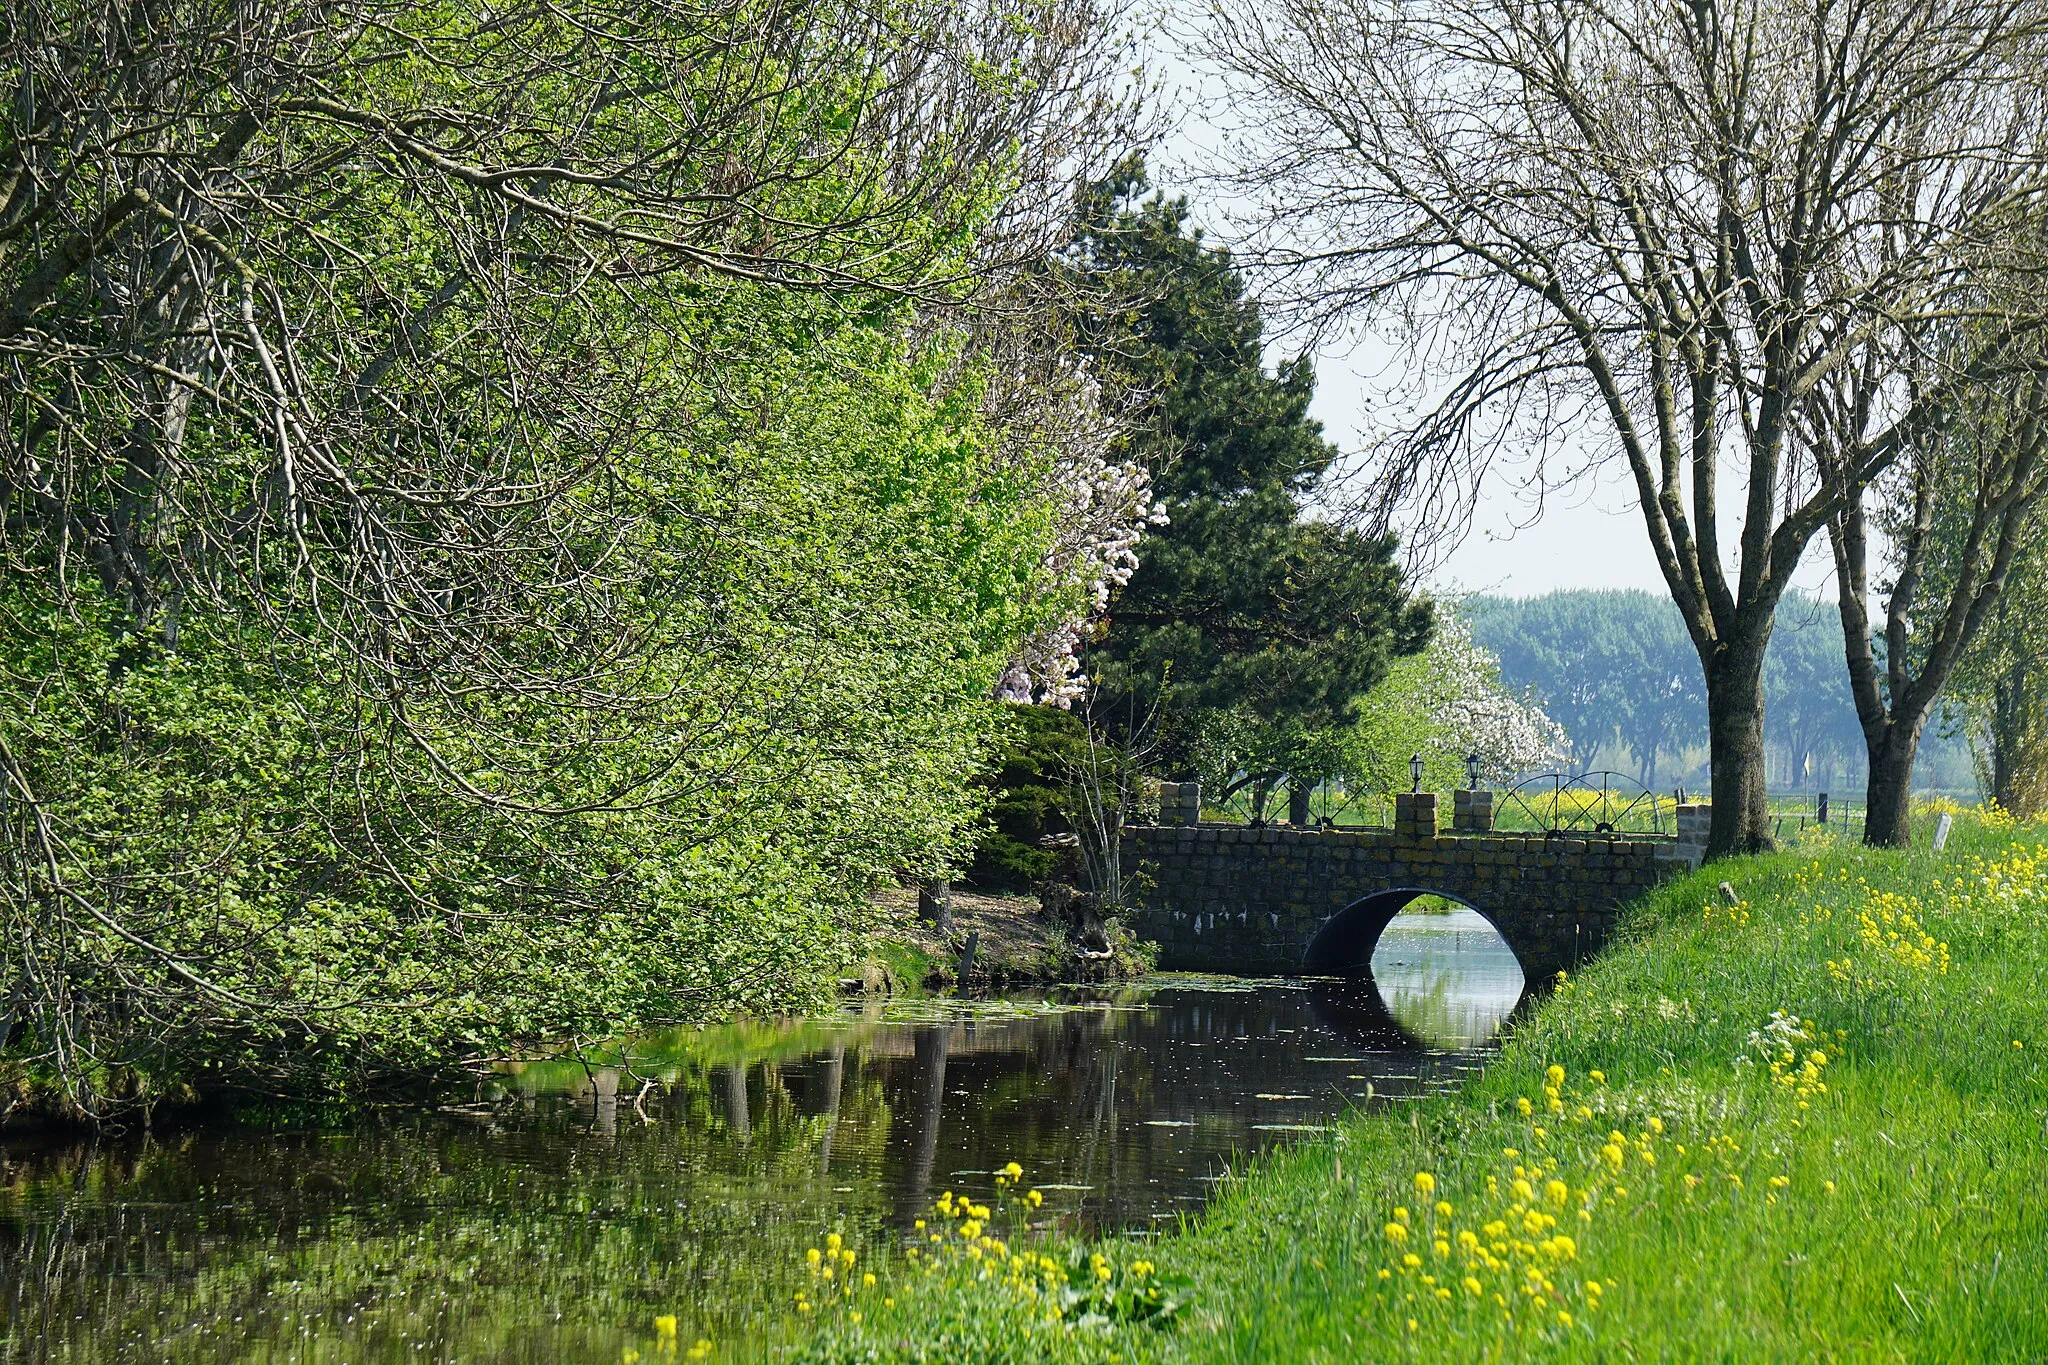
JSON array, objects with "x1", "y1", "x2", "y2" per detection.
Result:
[
  {"x1": 1465, "y1": 751, "x2": 1483, "y2": 789},
  {"x1": 1409, "y1": 753, "x2": 1424, "y2": 792}
]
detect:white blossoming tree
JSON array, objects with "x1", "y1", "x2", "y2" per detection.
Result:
[
  {"x1": 991, "y1": 362, "x2": 1169, "y2": 708},
  {"x1": 1346, "y1": 608, "x2": 1569, "y2": 798}
]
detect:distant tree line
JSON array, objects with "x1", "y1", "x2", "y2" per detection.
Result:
[{"x1": 1465, "y1": 591, "x2": 1976, "y2": 797}]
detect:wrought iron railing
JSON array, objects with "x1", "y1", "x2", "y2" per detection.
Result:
[{"x1": 1497, "y1": 771, "x2": 1668, "y2": 835}]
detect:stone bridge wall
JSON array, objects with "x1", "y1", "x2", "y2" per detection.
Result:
[{"x1": 1122, "y1": 795, "x2": 1706, "y2": 981}]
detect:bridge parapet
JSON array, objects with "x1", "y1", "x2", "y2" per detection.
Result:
[{"x1": 1122, "y1": 817, "x2": 1704, "y2": 982}]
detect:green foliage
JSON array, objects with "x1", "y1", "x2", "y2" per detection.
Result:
[
  {"x1": 1068, "y1": 160, "x2": 1429, "y2": 763},
  {"x1": 1942, "y1": 505, "x2": 2048, "y2": 816},
  {"x1": 966, "y1": 704, "x2": 1089, "y2": 891},
  {"x1": 2, "y1": 0, "x2": 1125, "y2": 1113},
  {"x1": 1463, "y1": 590, "x2": 1702, "y2": 783},
  {"x1": 1, "y1": 285, "x2": 1078, "y2": 1113}
]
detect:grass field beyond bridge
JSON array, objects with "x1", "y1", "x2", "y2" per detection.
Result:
[{"x1": 769, "y1": 811, "x2": 2048, "y2": 1363}]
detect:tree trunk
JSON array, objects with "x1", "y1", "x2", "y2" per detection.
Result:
[
  {"x1": 1288, "y1": 778, "x2": 1313, "y2": 826},
  {"x1": 1861, "y1": 714, "x2": 1927, "y2": 847},
  {"x1": 1703, "y1": 638, "x2": 1775, "y2": 857}
]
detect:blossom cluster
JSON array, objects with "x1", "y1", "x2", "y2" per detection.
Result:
[
  {"x1": 993, "y1": 365, "x2": 1168, "y2": 708},
  {"x1": 1420, "y1": 614, "x2": 1572, "y2": 778}
]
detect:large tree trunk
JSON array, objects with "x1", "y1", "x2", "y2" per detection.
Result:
[
  {"x1": 1861, "y1": 714, "x2": 1927, "y2": 847},
  {"x1": 1704, "y1": 637, "x2": 1775, "y2": 857}
]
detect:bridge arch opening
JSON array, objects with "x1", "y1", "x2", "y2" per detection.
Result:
[{"x1": 1304, "y1": 889, "x2": 1528, "y2": 1047}]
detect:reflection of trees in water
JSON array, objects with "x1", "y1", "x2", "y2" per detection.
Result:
[
  {"x1": 0, "y1": 1072, "x2": 887, "y2": 1361},
  {"x1": 1373, "y1": 968, "x2": 1525, "y2": 1049},
  {"x1": 0, "y1": 987, "x2": 1518, "y2": 1358},
  {"x1": 891, "y1": 1026, "x2": 951, "y2": 1225}
]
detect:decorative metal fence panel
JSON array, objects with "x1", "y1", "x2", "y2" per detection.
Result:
[{"x1": 1498, "y1": 771, "x2": 1668, "y2": 835}]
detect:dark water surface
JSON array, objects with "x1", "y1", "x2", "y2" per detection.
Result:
[{"x1": 1, "y1": 910, "x2": 1524, "y2": 1362}]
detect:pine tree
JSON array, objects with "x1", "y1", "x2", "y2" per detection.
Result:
[{"x1": 1071, "y1": 160, "x2": 1430, "y2": 779}]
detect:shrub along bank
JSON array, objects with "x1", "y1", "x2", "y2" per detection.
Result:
[{"x1": 775, "y1": 811, "x2": 2048, "y2": 1361}]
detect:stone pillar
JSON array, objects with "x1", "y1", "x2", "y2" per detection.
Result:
[
  {"x1": 1668, "y1": 802, "x2": 1711, "y2": 869},
  {"x1": 1452, "y1": 788, "x2": 1494, "y2": 833},
  {"x1": 1393, "y1": 791, "x2": 1438, "y2": 841},
  {"x1": 1157, "y1": 781, "x2": 1201, "y2": 826}
]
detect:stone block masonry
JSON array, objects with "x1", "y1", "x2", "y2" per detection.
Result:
[{"x1": 1122, "y1": 815, "x2": 1704, "y2": 983}]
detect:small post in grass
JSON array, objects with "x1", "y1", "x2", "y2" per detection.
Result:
[{"x1": 1932, "y1": 813, "x2": 1954, "y2": 851}]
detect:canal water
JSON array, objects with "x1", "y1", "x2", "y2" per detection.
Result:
[{"x1": 0, "y1": 908, "x2": 1524, "y2": 1362}]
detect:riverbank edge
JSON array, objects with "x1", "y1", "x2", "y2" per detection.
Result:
[
  {"x1": 783, "y1": 814, "x2": 2048, "y2": 1362},
  {"x1": 0, "y1": 884, "x2": 1154, "y2": 1134},
  {"x1": 859, "y1": 886, "x2": 1156, "y2": 996}
]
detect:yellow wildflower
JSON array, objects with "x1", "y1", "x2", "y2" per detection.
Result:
[
  {"x1": 1414, "y1": 1171, "x2": 1436, "y2": 1196},
  {"x1": 654, "y1": 1315, "x2": 677, "y2": 1339}
]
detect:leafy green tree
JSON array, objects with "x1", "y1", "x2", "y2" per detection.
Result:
[
  {"x1": 1068, "y1": 162, "x2": 1430, "y2": 787},
  {"x1": 0, "y1": 0, "x2": 1131, "y2": 1115},
  {"x1": 963, "y1": 704, "x2": 1089, "y2": 890}
]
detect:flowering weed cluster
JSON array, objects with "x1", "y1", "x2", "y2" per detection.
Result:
[
  {"x1": 1365, "y1": 1029, "x2": 1836, "y2": 1352},
  {"x1": 786, "y1": 1161, "x2": 1188, "y2": 1363}
]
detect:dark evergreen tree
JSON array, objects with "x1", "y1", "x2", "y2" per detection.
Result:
[{"x1": 1070, "y1": 161, "x2": 1430, "y2": 771}]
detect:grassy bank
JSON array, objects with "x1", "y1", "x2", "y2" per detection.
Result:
[{"x1": 763, "y1": 812, "x2": 2048, "y2": 1362}]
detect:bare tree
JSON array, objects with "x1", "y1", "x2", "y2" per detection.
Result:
[
  {"x1": 1202, "y1": 0, "x2": 2048, "y2": 853},
  {"x1": 1826, "y1": 353, "x2": 2048, "y2": 843}
]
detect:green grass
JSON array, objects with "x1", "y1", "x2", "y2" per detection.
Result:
[{"x1": 774, "y1": 812, "x2": 2048, "y2": 1362}]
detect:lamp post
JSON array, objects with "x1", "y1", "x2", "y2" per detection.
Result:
[
  {"x1": 1409, "y1": 753, "x2": 1424, "y2": 792},
  {"x1": 1465, "y1": 751, "x2": 1483, "y2": 789}
]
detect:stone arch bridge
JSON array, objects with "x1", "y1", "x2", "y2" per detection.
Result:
[{"x1": 1122, "y1": 793, "x2": 1707, "y2": 982}]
